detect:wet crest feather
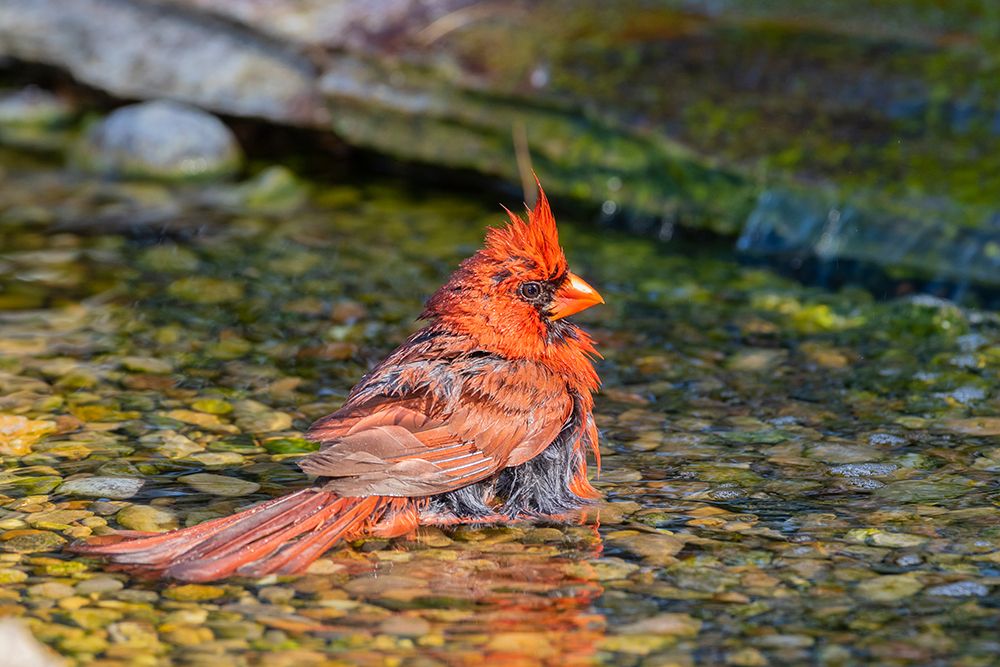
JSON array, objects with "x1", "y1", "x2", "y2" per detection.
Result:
[{"x1": 481, "y1": 182, "x2": 566, "y2": 278}]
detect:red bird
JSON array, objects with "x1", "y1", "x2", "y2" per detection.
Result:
[{"x1": 73, "y1": 181, "x2": 605, "y2": 581}]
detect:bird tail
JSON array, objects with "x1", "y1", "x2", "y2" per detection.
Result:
[{"x1": 70, "y1": 488, "x2": 421, "y2": 582}]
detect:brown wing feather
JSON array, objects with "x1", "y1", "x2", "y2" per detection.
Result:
[
  {"x1": 300, "y1": 359, "x2": 573, "y2": 498},
  {"x1": 300, "y1": 405, "x2": 497, "y2": 497}
]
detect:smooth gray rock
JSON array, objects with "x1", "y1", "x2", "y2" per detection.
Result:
[
  {"x1": 925, "y1": 581, "x2": 990, "y2": 597},
  {"x1": 57, "y1": 476, "x2": 144, "y2": 499},
  {"x1": 75, "y1": 101, "x2": 243, "y2": 180}
]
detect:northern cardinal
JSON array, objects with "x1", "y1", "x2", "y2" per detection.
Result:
[{"x1": 72, "y1": 180, "x2": 604, "y2": 581}]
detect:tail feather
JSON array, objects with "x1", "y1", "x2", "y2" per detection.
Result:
[
  {"x1": 69, "y1": 488, "x2": 409, "y2": 582},
  {"x1": 71, "y1": 490, "x2": 306, "y2": 559},
  {"x1": 237, "y1": 496, "x2": 381, "y2": 577},
  {"x1": 171, "y1": 491, "x2": 333, "y2": 564},
  {"x1": 165, "y1": 497, "x2": 347, "y2": 582}
]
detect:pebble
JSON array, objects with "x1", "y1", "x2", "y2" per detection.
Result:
[
  {"x1": 845, "y1": 529, "x2": 927, "y2": 548},
  {"x1": 138, "y1": 244, "x2": 200, "y2": 273},
  {"x1": 0, "y1": 415, "x2": 56, "y2": 456},
  {"x1": 27, "y1": 582, "x2": 75, "y2": 599},
  {"x1": 162, "y1": 409, "x2": 239, "y2": 433},
  {"x1": 806, "y1": 443, "x2": 883, "y2": 464},
  {"x1": 166, "y1": 278, "x2": 245, "y2": 306},
  {"x1": 594, "y1": 501, "x2": 642, "y2": 525},
  {"x1": 225, "y1": 165, "x2": 308, "y2": 214},
  {"x1": 0, "y1": 530, "x2": 66, "y2": 554},
  {"x1": 115, "y1": 505, "x2": 178, "y2": 532},
  {"x1": 232, "y1": 400, "x2": 293, "y2": 433},
  {"x1": 940, "y1": 418, "x2": 1000, "y2": 436},
  {"x1": 856, "y1": 574, "x2": 923, "y2": 602},
  {"x1": 344, "y1": 575, "x2": 428, "y2": 598},
  {"x1": 31, "y1": 558, "x2": 88, "y2": 576},
  {"x1": 107, "y1": 620, "x2": 162, "y2": 650},
  {"x1": 262, "y1": 437, "x2": 318, "y2": 455},
  {"x1": 179, "y1": 473, "x2": 260, "y2": 497},
  {"x1": 163, "y1": 609, "x2": 208, "y2": 625},
  {"x1": 875, "y1": 480, "x2": 970, "y2": 503},
  {"x1": 305, "y1": 559, "x2": 345, "y2": 575},
  {"x1": 0, "y1": 568, "x2": 28, "y2": 584},
  {"x1": 57, "y1": 476, "x2": 144, "y2": 499},
  {"x1": 119, "y1": 356, "x2": 173, "y2": 374},
  {"x1": 185, "y1": 451, "x2": 245, "y2": 467},
  {"x1": 140, "y1": 430, "x2": 204, "y2": 458},
  {"x1": 487, "y1": 632, "x2": 557, "y2": 658},
  {"x1": 727, "y1": 648, "x2": 769, "y2": 666},
  {"x1": 89, "y1": 501, "x2": 128, "y2": 517},
  {"x1": 948, "y1": 386, "x2": 986, "y2": 405},
  {"x1": 75, "y1": 100, "x2": 242, "y2": 180},
  {"x1": 75, "y1": 576, "x2": 125, "y2": 595},
  {"x1": 606, "y1": 531, "x2": 685, "y2": 565},
  {"x1": 727, "y1": 349, "x2": 787, "y2": 372},
  {"x1": 163, "y1": 584, "x2": 226, "y2": 602},
  {"x1": 924, "y1": 581, "x2": 989, "y2": 597},
  {"x1": 378, "y1": 615, "x2": 431, "y2": 638},
  {"x1": 754, "y1": 634, "x2": 815, "y2": 648},
  {"x1": 830, "y1": 463, "x2": 898, "y2": 478},
  {"x1": 25, "y1": 509, "x2": 90, "y2": 529},
  {"x1": 599, "y1": 634, "x2": 673, "y2": 655},
  {"x1": 618, "y1": 613, "x2": 702, "y2": 636},
  {"x1": 191, "y1": 398, "x2": 233, "y2": 415},
  {"x1": 579, "y1": 558, "x2": 641, "y2": 582},
  {"x1": 416, "y1": 527, "x2": 453, "y2": 547},
  {"x1": 843, "y1": 477, "x2": 884, "y2": 490},
  {"x1": 69, "y1": 608, "x2": 123, "y2": 631},
  {"x1": 257, "y1": 587, "x2": 296, "y2": 605},
  {"x1": 868, "y1": 433, "x2": 906, "y2": 446}
]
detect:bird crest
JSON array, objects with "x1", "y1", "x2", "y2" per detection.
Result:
[{"x1": 482, "y1": 180, "x2": 567, "y2": 279}]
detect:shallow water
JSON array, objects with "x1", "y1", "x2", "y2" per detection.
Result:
[{"x1": 0, "y1": 160, "x2": 998, "y2": 666}]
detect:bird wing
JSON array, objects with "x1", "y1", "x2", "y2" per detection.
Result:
[{"x1": 299, "y1": 356, "x2": 572, "y2": 498}]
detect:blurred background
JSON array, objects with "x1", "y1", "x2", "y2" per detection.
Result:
[{"x1": 2, "y1": 0, "x2": 999, "y2": 301}]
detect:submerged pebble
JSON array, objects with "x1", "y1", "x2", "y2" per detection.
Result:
[
  {"x1": 75, "y1": 576, "x2": 125, "y2": 595},
  {"x1": 829, "y1": 463, "x2": 898, "y2": 478},
  {"x1": 0, "y1": 530, "x2": 66, "y2": 553},
  {"x1": 115, "y1": 505, "x2": 178, "y2": 532},
  {"x1": 617, "y1": 613, "x2": 702, "y2": 637},
  {"x1": 179, "y1": 473, "x2": 260, "y2": 497},
  {"x1": 0, "y1": 415, "x2": 56, "y2": 456},
  {"x1": 868, "y1": 433, "x2": 906, "y2": 446},
  {"x1": 163, "y1": 584, "x2": 226, "y2": 601},
  {"x1": 57, "y1": 476, "x2": 144, "y2": 499},
  {"x1": 856, "y1": 574, "x2": 924, "y2": 602},
  {"x1": 924, "y1": 581, "x2": 989, "y2": 597}
]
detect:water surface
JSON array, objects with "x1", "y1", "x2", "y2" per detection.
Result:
[{"x1": 0, "y1": 161, "x2": 998, "y2": 666}]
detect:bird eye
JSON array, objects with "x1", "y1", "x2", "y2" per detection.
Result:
[{"x1": 518, "y1": 281, "x2": 543, "y2": 300}]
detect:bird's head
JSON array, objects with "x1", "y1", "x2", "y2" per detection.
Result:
[{"x1": 422, "y1": 179, "x2": 603, "y2": 370}]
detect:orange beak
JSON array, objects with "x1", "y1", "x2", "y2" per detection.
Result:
[{"x1": 549, "y1": 272, "x2": 604, "y2": 321}]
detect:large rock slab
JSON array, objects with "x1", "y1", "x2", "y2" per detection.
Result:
[{"x1": 0, "y1": 0, "x2": 323, "y2": 124}]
